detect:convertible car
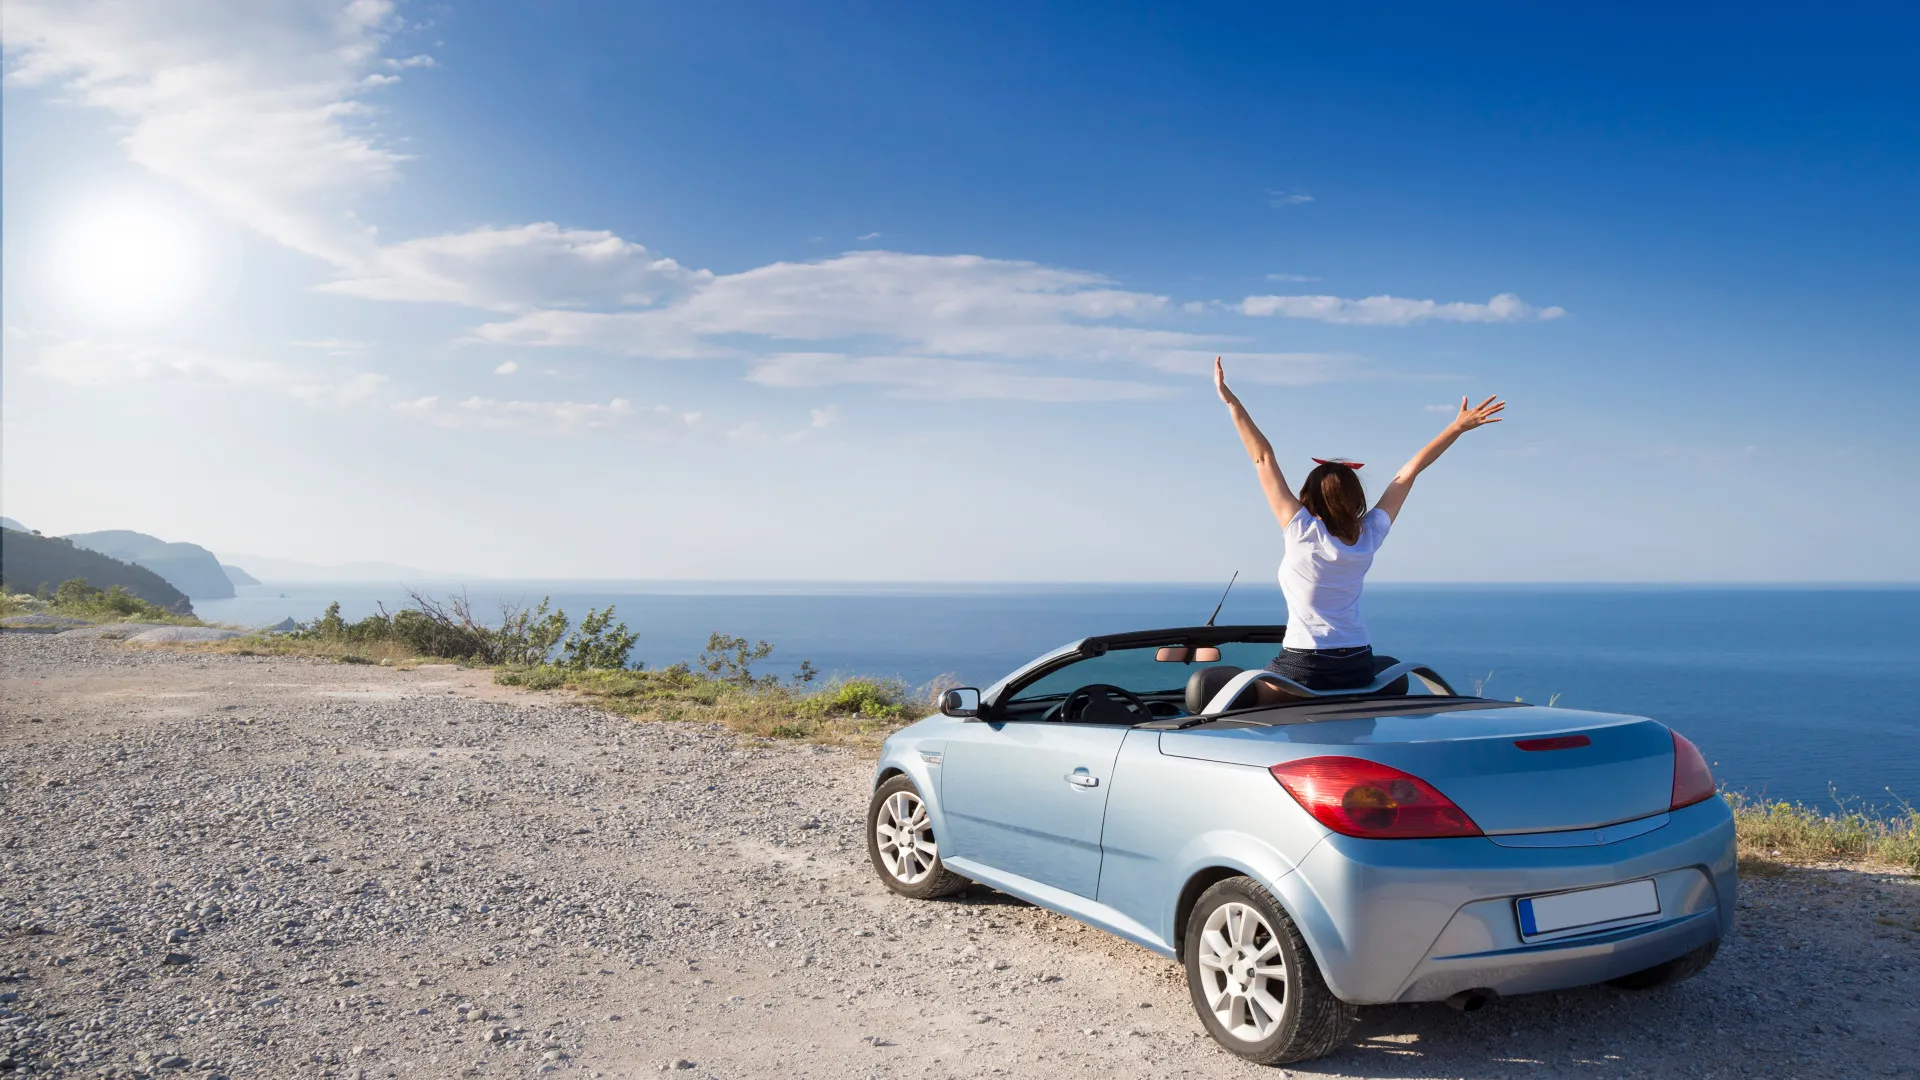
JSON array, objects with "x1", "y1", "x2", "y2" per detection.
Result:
[{"x1": 866, "y1": 626, "x2": 1736, "y2": 1065}]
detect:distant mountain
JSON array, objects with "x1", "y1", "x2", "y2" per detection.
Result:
[
  {"x1": 1, "y1": 529, "x2": 194, "y2": 614},
  {"x1": 0, "y1": 517, "x2": 27, "y2": 533},
  {"x1": 222, "y1": 563, "x2": 261, "y2": 587},
  {"x1": 215, "y1": 552, "x2": 473, "y2": 583},
  {"x1": 65, "y1": 530, "x2": 236, "y2": 600}
]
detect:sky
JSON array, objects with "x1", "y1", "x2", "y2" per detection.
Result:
[{"x1": 3, "y1": 1, "x2": 1916, "y2": 582}]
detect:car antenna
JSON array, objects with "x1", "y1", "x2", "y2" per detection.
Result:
[{"x1": 1204, "y1": 570, "x2": 1239, "y2": 627}]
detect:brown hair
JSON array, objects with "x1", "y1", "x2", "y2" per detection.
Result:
[{"x1": 1300, "y1": 462, "x2": 1368, "y2": 544}]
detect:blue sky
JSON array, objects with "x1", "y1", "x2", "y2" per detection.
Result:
[{"x1": 4, "y1": 1, "x2": 1916, "y2": 581}]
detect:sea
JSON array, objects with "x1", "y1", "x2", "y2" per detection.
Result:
[{"x1": 194, "y1": 583, "x2": 1920, "y2": 813}]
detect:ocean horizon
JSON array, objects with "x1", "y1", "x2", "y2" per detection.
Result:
[{"x1": 194, "y1": 581, "x2": 1919, "y2": 814}]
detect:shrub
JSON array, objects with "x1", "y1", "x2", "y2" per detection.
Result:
[
  {"x1": 38, "y1": 578, "x2": 185, "y2": 622},
  {"x1": 796, "y1": 678, "x2": 912, "y2": 721},
  {"x1": 558, "y1": 605, "x2": 639, "y2": 671},
  {"x1": 286, "y1": 591, "x2": 633, "y2": 667}
]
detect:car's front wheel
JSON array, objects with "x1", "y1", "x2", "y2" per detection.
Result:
[
  {"x1": 866, "y1": 775, "x2": 968, "y2": 899},
  {"x1": 1183, "y1": 876, "x2": 1354, "y2": 1065}
]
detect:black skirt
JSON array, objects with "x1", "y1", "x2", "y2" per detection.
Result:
[{"x1": 1265, "y1": 645, "x2": 1399, "y2": 691}]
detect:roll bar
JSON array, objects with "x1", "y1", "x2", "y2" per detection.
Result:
[{"x1": 1200, "y1": 663, "x2": 1457, "y2": 715}]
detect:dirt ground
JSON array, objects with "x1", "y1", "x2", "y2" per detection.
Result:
[{"x1": 1, "y1": 632, "x2": 1915, "y2": 1080}]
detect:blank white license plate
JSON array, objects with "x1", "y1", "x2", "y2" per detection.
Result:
[{"x1": 1516, "y1": 879, "x2": 1660, "y2": 940}]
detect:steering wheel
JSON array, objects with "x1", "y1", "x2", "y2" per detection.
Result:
[{"x1": 1056, "y1": 683, "x2": 1155, "y2": 725}]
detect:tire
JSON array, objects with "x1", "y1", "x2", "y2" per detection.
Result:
[
  {"x1": 866, "y1": 775, "x2": 968, "y2": 900},
  {"x1": 1183, "y1": 876, "x2": 1354, "y2": 1065},
  {"x1": 1607, "y1": 940, "x2": 1719, "y2": 990}
]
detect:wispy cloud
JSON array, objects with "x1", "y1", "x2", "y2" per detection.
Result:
[
  {"x1": 1266, "y1": 189, "x2": 1314, "y2": 207},
  {"x1": 856, "y1": 232, "x2": 881, "y2": 241},
  {"x1": 1239, "y1": 292, "x2": 1566, "y2": 325},
  {"x1": 391, "y1": 395, "x2": 693, "y2": 435},
  {"x1": 493, "y1": 361, "x2": 519, "y2": 375},
  {"x1": 1265, "y1": 273, "x2": 1320, "y2": 283},
  {"x1": 318, "y1": 222, "x2": 710, "y2": 312},
  {"x1": 746, "y1": 353, "x2": 1175, "y2": 402},
  {"x1": 4, "y1": 0, "x2": 415, "y2": 267}
]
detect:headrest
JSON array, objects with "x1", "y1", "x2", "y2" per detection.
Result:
[{"x1": 1185, "y1": 665, "x2": 1245, "y2": 714}]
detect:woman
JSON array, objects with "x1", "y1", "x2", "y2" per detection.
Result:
[{"x1": 1214, "y1": 358, "x2": 1505, "y2": 691}]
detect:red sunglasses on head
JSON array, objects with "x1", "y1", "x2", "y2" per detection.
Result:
[{"x1": 1311, "y1": 458, "x2": 1365, "y2": 469}]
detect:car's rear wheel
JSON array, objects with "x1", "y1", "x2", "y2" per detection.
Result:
[
  {"x1": 866, "y1": 775, "x2": 968, "y2": 899},
  {"x1": 1607, "y1": 940, "x2": 1719, "y2": 990},
  {"x1": 1183, "y1": 876, "x2": 1353, "y2": 1065}
]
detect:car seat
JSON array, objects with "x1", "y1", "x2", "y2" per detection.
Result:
[{"x1": 1184, "y1": 665, "x2": 1245, "y2": 714}]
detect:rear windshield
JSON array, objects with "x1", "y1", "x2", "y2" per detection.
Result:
[{"x1": 1007, "y1": 641, "x2": 1279, "y2": 702}]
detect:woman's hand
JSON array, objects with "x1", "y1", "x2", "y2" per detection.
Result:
[
  {"x1": 1450, "y1": 394, "x2": 1506, "y2": 432},
  {"x1": 1214, "y1": 357, "x2": 1239, "y2": 404}
]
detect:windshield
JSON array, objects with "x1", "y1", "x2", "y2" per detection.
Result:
[{"x1": 1006, "y1": 641, "x2": 1280, "y2": 702}]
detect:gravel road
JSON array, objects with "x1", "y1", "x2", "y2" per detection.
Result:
[{"x1": 2, "y1": 633, "x2": 1915, "y2": 1079}]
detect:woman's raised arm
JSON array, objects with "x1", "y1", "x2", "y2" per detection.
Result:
[
  {"x1": 1373, "y1": 394, "x2": 1506, "y2": 522},
  {"x1": 1215, "y1": 358, "x2": 1301, "y2": 526}
]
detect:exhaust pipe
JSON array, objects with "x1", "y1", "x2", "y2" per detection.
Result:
[{"x1": 1445, "y1": 988, "x2": 1495, "y2": 1012}]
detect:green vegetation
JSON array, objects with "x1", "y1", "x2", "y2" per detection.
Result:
[
  {"x1": 1727, "y1": 791, "x2": 1920, "y2": 873},
  {"x1": 494, "y1": 629, "x2": 931, "y2": 745},
  {"x1": 0, "y1": 578, "x2": 201, "y2": 625},
  {"x1": 1, "y1": 528, "x2": 195, "y2": 613}
]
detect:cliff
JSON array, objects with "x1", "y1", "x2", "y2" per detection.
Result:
[{"x1": 65, "y1": 529, "x2": 237, "y2": 600}]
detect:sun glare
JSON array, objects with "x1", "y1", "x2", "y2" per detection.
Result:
[{"x1": 53, "y1": 196, "x2": 208, "y2": 322}]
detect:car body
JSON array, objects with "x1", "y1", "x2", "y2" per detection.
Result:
[{"x1": 866, "y1": 625, "x2": 1736, "y2": 1064}]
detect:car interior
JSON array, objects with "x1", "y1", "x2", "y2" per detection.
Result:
[{"x1": 990, "y1": 631, "x2": 1453, "y2": 726}]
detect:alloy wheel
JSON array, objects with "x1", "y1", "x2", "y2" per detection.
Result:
[
  {"x1": 1196, "y1": 900, "x2": 1290, "y2": 1042},
  {"x1": 874, "y1": 789, "x2": 937, "y2": 884}
]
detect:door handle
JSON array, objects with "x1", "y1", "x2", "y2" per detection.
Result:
[{"x1": 1064, "y1": 769, "x2": 1100, "y2": 789}]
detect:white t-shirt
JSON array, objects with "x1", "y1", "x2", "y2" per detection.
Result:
[{"x1": 1279, "y1": 506, "x2": 1391, "y2": 650}]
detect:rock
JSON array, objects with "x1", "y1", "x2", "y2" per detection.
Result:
[
  {"x1": 162, "y1": 953, "x2": 194, "y2": 966},
  {"x1": 125, "y1": 626, "x2": 243, "y2": 644}
]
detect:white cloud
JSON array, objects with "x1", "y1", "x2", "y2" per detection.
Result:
[
  {"x1": 1146, "y1": 350, "x2": 1358, "y2": 386},
  {"x1": 31, "y1": 338, "x2": 288, "y2": 387},
  {"x1": 493, "y1": 361, "x2": 519, "y2": 375},
  {"x1": 1266, "y1": 190, "x2": 1314, "y2": 207},
  {"x1": 466, "y1": 250, "x2": 1209, "y2": 363},
  {"x1": 391, "y1": 396, "x2": 701, "y2": 436},
  {"x1": 809, "y1": 404, "x2": 839, "y2": 428},
  {"x1": 4, "y1": 0, "x2": 415, "y2": 267},
  {"x1": 746, "y1": 353, "x2": 1174, "y2": 403},
  {"x1": 319, "y1": 222, "x2": 711, "y2": 311},
  {"x1": 857, "y1": 232, "x2": 881, "y2": 240},
  {"x1": 1266, "y1": 273, "x2": 1320, "y2": 283},
  {"x1": 1238, "y1": 292, "x2": 1567, "y2": 325},
  {"x1": 384, "y1": 53, "x2": 434, "y2": 69}
]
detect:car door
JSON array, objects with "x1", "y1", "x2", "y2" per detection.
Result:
[{"x1": 939, "y1": 718, "x2": 1129, "y2": 898}]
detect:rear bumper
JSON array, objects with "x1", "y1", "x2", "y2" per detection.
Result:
[{"x1": 1273, "y1": 798, "x2": 1737, "y2": 1004}]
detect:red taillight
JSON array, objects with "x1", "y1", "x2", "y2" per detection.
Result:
[
  {"x1": 1269, "y1": 756, "x2": 1482, "y2": 839},
  {"x1": 1670, "y1": 730, "x2": 1716, "y2": 810}
]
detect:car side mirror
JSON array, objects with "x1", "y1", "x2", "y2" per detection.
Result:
[{"x1": 939, "y1": 687, "x2": 982, "y2": 718}]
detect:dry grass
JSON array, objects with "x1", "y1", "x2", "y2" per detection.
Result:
[
  {"x1": 155, "y1": 634, "x2": 450, "y2": 667},
  {"x1": 494, "y1": 666, "x2": 937, "y2": 747},
  {"x1": 1728, "y1": 791, "x2": 1919, "y2": 874}
]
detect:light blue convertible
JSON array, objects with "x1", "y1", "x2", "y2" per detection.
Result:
[{"x1": 866, "y1": 625, "x2": 1736, "y2": 1065}]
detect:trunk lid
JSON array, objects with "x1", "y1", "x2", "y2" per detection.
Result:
[{"x1": 1159, "y1": 704, "x2": 1675, "y2": 834}]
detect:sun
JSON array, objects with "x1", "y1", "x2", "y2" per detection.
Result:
[{"x1": 53, "y1": 195, "x2": 208, "y2": 323}]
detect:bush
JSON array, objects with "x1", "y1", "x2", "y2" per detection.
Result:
[
  {"x1": 558, "y1": 605, "x2": 638, "y2": 671},
  {"x1": 288, "y1": 591, "x2": 630, "y2": 667},
  {"x1": 35, "y1": 578, "x2": 186, "y2": 622},
  {"x1": 796, "y1": 678, "x2": 912, "y2": 721}
]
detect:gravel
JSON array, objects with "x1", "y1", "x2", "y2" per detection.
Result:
[
  {"x1": 121, "y1": 627, "x2": 244, "y2": 644},
  {"x1": 2, "y1": 633, "x2": 1915, "y2": 1079}
]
